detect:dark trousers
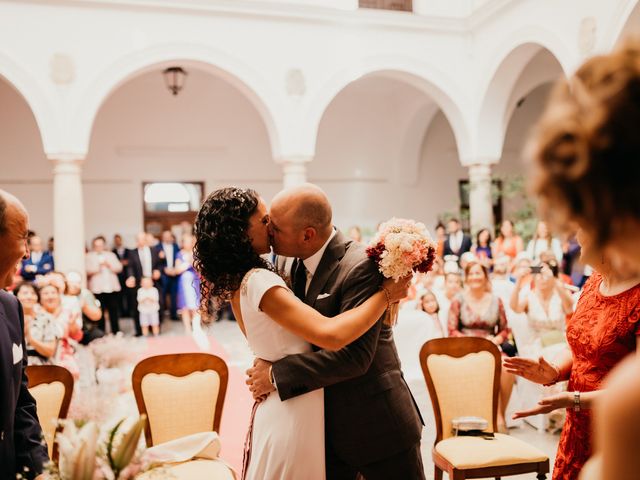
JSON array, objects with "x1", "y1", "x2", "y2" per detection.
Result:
[
  {"x1": 95, "y1": 292, "x2": 121, "y2": 334},
  {"x1": 127, "y1": 287, "x2": 143, "y2": 336},
  {"x1": 160, "y1": 275, "x2": 179, "y2": 320},
  {"x1": 326, "y1": 442, "x2": 425, "y2": 480}
]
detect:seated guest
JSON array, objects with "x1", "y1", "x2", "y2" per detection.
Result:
[
  {"x1": 14, "y1": 282, "x2": 59, "y2": 366},
  {"x1": 418, "y1": 290, "x2": 445, "y2": 338},
  {"x1": 65, "y1": 271, "x2": 104, "y2": 345},
  {"x1": 86, "y1": 235, "x2": 123, "y2": 334},
  {"x1": 20, "y1": 235, "x2": 54, "y2": 281},
  {"x1": 493, "y1": 220, "x2": 524, "y2": 260},
  {"x1": 37, "y1": 283, "x2": 79, "y2": 377},
  {"x1": 448, "y1": 261, "x2": 515, "y2": 432},
  {"x1": 443, "y1": 218, "x2": 472, "y2": 259},
  {"x1": 434, "y1": 272, "x2": 462, "y2": 334}
]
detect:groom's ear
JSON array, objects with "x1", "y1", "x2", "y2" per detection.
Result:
[{"x1": 302, "y1": 227, "x2": 316, "y2": 242}]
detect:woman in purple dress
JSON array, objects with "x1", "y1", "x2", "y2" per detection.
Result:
[{"x1": 176, "y1": 233, "x2": 201, "y2": 334}]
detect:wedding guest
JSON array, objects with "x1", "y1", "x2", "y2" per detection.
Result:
[
  {"x1": 14, "y1": 282, "x2": 58, "y2": 366},
  {"x1": 37, "y1": 283, "x2": 80, "y2": 378},
  {"x1": 47, "y1": 236, "x2": 54, "y2": 254},
  {"x1": 156, "y1": 230, "x2": 180, "y2": 320},
  {"x1": 20, "y1": 235, "x2": 54, "y2": 281},
  {"x1": 435, "y1": 223, "x2": 446, "y2": 259},
  {"x1": 471, "y1": 227, "x2": 493, "y2": 268},
  {"x1": 434, "y1": 272, "x2": 462, "y2": 335},
  {"x1": 510, "y1": 260, "x2": 573, "y2": 358},
  {"x1": 112, "y1": 233, "x2": 130, "y2": 317},
  {"x1": 418, "y1": 290, "x2": 445, "y2": 338},
  {"x1": 528, "y1": 40, "x2": 640, "y2": 480},
  {"x1": 126, "y1": 232, "x2": 161, "y2": 336},
  {"x1": 86, "y1": 235, "x2": 123, "y2": 334},
  {"x1": 443, "y1": 218, "x2": 472, "y2": 259},
  {"x1": 526, "y1": 221, "x2": 563, "y2": 262},
  {"x1": 176, "y1": 233, "x2": 200, "y2": 334},
  {"x1": 348, "y1": 225, "x2": 362, "y2": 243},
  {"x1": 448, "y1": 261, "x2": 515, "y2": 431},
  {"x1": 0, "y1": 189, "x2": 49, "y2": 479},
  {"x1": 493, "y1": 220, "x2": 524, "y2": 260},
  {"x1": 505, "y1": 229, "x2": 640, "y2": 480},
  {"x1": 137, "y1": 276, "x2": 160, "y2": 336},
  {"x1": 64, "y1": 271, "x2": 104, "y2": 345}
]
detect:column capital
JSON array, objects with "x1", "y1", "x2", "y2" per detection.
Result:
[
  {"x1": 48, "y1": 153, "x2": 85, "y2": 174},
  {"x1": 274, "y1": 155, "x2": 313, "y2": 166},
  {"x1": 468, "y1": 163, "x2": 492, "y2": 178}
]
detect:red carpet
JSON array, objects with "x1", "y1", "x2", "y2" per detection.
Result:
[{"x1": 141, "y1": 335, "x2": 253, "y2": 472}]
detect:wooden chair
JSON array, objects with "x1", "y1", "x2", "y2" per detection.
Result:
[
  {"x1": 132, "y1": 353, "x2": 229, "y2": 447},
  {"x1": 26, "y1": 365, "x2": 74, "y2": 461},
  {"x1": 419, "y1": 337, "x2": 550, "y2": 480}
]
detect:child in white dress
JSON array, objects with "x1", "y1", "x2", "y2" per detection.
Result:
[{"x1": 137, "y1": 277, "x2": 160, "y2": 336}]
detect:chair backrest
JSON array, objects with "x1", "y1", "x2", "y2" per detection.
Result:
[
  {"x1": 132, "y1": 353, "x2": 229, "y2": 447},
  {"x1": 419, "y1": 337, "x2": 500, "y2": 442},
  {"x1": 26, "y1": 365, "x2": 74, "y2": 460}
]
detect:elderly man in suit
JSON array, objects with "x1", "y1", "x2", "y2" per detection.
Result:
[
  {"x1": 125, "y1": 232, "x2": 161, "y2": 336},
  {"x1": 0, "y1": 189, "x2": 48, "y2": 479},
  {"x1": 156, "y1": 230, "x2": 180, "y2": 321},
  {"x1": 19, "y1": 235, "x2": 54, "y2": 282},
  {"x1": 246, "y1": 184, "x2": 425, "y2": 479}
]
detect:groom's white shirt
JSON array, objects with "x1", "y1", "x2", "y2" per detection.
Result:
[{"x1": 301, "y1": 228, "x2": 337, "y2": 294}]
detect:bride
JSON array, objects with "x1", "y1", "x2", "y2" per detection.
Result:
[{"x1": 192, "y1": 187, "x2": 408, "y2": 480}]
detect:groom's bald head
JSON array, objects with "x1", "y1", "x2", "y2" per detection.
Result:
[{"x1": 270, "y1": 183, "x2": 333, "y2": 258}]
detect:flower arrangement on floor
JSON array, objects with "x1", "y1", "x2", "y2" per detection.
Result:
[
  {"x1": 89, "y1": 334, "x2": 144, "y2": 369},
  {"x1": 366, "y1": 218, "x2": 437, "y2": 325},
  {"x1": 41, "y1": 415, "x2": 167, "y2": 480}
]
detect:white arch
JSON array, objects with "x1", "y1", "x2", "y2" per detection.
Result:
[
  {"x1": 475, "y1": 29, "x2": 572, "y2": 160},
  {"x1": 0, "y1": 50, "x2": 57, "y2": 154},
  {"x1": 70, "y1": 43, "x2": 284, "y2": 158},
  {"x1": 299, "y1": 55, "x2": 472, "y2": 162},
  {"x1": 600, "y1": 0, "x2": 640, "y2": 51}
]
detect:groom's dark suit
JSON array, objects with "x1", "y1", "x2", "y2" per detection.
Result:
[{"x1": 272, "y1": 231, "x2": 425, "y2": 479}]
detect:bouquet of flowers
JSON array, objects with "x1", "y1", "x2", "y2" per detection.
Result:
[{"x1": 366, "y1": 218, "x2": 437, "y2": 325}]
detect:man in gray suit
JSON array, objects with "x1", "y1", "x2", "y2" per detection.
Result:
[
  {"x1": 0, "y1": 190, "x2": 48, "y2": 479},
  {"x1": 247, "y1": 184, "x2": 425, "y2": 479}
]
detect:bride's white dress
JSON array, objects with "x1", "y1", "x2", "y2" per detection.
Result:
[{"x1": 240, "y1": 268, "x2": 325, "y2": 480}]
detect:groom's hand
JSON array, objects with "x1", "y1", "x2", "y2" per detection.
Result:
[{"x1": 246, "y1": 358, "x2": 275, "y2": 401}]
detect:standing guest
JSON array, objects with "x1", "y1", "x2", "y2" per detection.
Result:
[
  {"x1": 112, "y1": 233, "x2": 130, "y2": 317},
  {"x1": 176, "y1": 233, "x2": 200, "y2": 334},
  {"x1": 493, "y1": 220, "x2": 524, "y2": 260},
  {"x1": 47, "y1": 236, "x2": 54, "y2": 255},
  {"x1": 443, "y1": 218, "x2": 472, "y2": 259},
  {"x1": 526, "y1": 221, "x2": 563, "y2": 262},
  {"x1": 137, "y1": 277, "x2": 160, "y2": 336},
  {"x1": 156, "y1": 230, "x2": 180, "y2": 320},
  {"x1": 527, "y1": 41, "x2": 640, "y2": 480},
  {"x1": 448, "y1": 261, "x2": 515, "y2": 432},
  {"x1": 20, "y1": 235, "x2": 54, "y2": 281},
  {"x1": 471, "y1": 227, "x2": 493, "y2": 268},
  {"x1": 504, "y1": 229, "x2": 640, "y2": 480},
  {"x1": 14, "y1": 282, "x2": 59, "y2": 366},
  {"x1": 562, "y1": 235, "x2": 586, "y2": 288},
  {"x1": 0, "y1": 189, "x2": 49, "y2": 479},
  {"x1": 125, "y1": 232, "x2": 161, "y2": 336},
  {"x1": 86, "y1": 235, "x2": 123, "y2": 334},
  {"x1": 348, "y1": 225, "x2": 362, "y2": 243},
  {"x1": 64, "y1": 271, "x2": 104, "y2": 345},
  {"x1": 434, "y1": 223, "x2": 446, "y2": 259}
]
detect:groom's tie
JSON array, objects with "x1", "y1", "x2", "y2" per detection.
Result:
[{"x1": 293, "y1": 258, "x2": 307, "y2": 301}]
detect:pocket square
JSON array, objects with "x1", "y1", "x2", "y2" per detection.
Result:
[
  {"x1": 12, "y1": 343, "x2": 23, "y2": 365},
  {"x1": 317, "y1": 293, "x2": 331, "y2": 300}
]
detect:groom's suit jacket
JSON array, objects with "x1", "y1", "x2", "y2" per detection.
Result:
[
  {"x1": 272, "y1": 231, "x2": 424, "y2": 467},
  {"x1": 0, "y1": 290, "x2": 49, "y2": 479}
]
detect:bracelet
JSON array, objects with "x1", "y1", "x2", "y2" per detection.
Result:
[
  {"x1": 573, "y1": 391, "x2": 581, "y2": 412},
  {"x1": 380, "y1": 286, "x2": 392, "y2": 309}
]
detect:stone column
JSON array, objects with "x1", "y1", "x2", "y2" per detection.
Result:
[
  {"x1": 51, "y1": 155, "x2": 86, "y2": 277},
  {"x1": 278, "y1": 156, "x2": 311, "y2": 188},
  {"x1": 468, "y1": 163, "x2": 494, "y2": 236}
]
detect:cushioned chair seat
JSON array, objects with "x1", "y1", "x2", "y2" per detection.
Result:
[
  {"x1": 162, "y1": 459, "x2": 236, "y2": 479},
  {"x1": 435, "y1": 433, "x2": 548, "y2": 469}
]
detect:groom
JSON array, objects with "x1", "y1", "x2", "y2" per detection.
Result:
[{"x1": 247, "y1": 184, "x2": 425, "y2": 479}]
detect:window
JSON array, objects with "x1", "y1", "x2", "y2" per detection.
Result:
[
  {"x1": 142, "y1": 182, "x2": 204, "y2": 237},
  {"x1": 359, "y1": 0, "x2": 412, "y2": 12}
]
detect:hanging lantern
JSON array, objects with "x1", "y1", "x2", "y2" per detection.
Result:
[{"x1": 162, "y1": 67, "x2": 187, "y2": 96}]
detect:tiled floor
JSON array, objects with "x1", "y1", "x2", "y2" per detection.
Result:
[{"x1": 125, "y1": 316, "x2": 561, "y2": 478}]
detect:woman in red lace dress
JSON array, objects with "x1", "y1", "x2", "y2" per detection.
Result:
[{"x1": 504, "y1": 228, "x2": 640, "y2": 479}]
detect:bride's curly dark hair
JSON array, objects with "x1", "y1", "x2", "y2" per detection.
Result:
[{"x1": 193, "y1": 187, "x2": 275, "y2": 317}]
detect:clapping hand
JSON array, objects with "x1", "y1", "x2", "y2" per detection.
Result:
[
  {"x1": 503, "y1": 356, "x2": 559, "y2": 385},
  {"x1": 512, "y1": 392, "x2": 572, "y2": 419}
]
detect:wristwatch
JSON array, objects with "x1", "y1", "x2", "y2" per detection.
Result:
[
  {"x1": 573, "y1": 391, "x2": 581, "y2": 412},
  {"x1": 269, "y1": 365, "x2": 277, "y2": 390}
]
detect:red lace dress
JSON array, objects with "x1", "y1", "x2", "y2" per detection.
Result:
[{"x1": 553, "y1": 273, "x2": 640, "y2": 480}]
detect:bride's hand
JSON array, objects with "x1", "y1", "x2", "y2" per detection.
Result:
[{"x1": 382, "y1": 274, "x2": 412, "y2": 304}]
